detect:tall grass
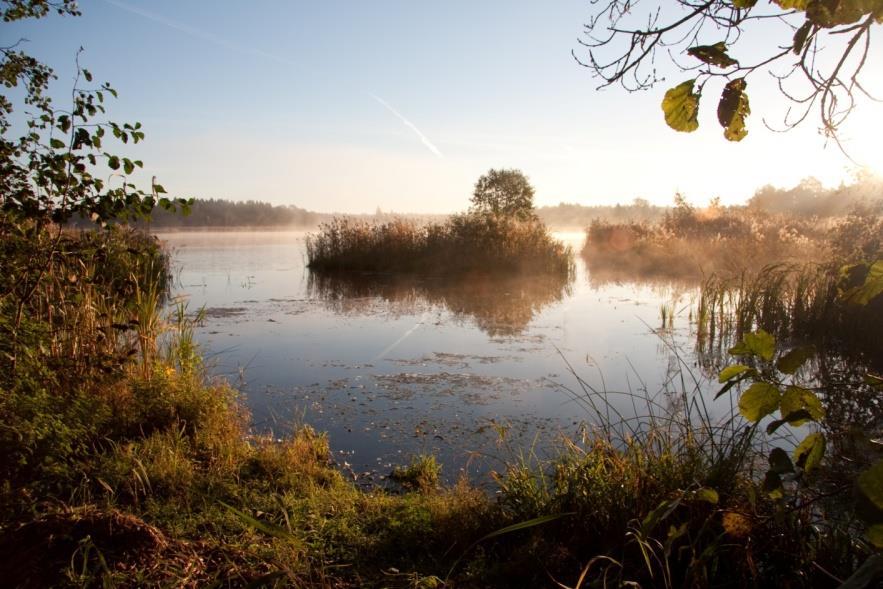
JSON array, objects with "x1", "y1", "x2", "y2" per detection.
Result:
[
  {"x1": 695, "y1": 263, "x2": 883, "y2": 370},
  {"x1": 306, "y1": 213, "x2": 574, "y2": 276},
  {"x1": 582, "y1": 202, "x2": 830, "y2": 281}
]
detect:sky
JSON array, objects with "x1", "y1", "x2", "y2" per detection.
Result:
[{"x1": 4, "y1": 0, "x2": 883, "y2": 213}]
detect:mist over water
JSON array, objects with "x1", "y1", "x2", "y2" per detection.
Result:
[{"x1": 162, "y1": 230, "x2": 717, "y2": 483}]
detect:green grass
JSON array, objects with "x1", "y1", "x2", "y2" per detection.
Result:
[{"x1": 306, "y1": 213, "x2": 573, "y2": 277}]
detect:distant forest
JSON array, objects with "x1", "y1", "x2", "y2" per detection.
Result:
[{"x1": 92, "y1": 175, "x2": 881, "y2": 230}]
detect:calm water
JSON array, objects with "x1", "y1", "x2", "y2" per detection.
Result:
[{"x1": 160, "y1": 230, "x2": 714, "y2": 484}]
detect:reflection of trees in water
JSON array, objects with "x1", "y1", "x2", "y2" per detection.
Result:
[
  {"x1": 586, "y1": 263, "x2": 702, "y2": 291},
  {"x1": 307, "y1": 271, "x2": 572, "y2": 337}
]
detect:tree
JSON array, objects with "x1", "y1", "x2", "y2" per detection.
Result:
[
  {"x1": 574, "y1": 0, "x2": 882, "y2": 146},
  {"x1": 0, "y1": 0, "x2": 189, "y2": 227},
  {"x1": 470, "y1": 168, "x2": 537, "y2": 221}
]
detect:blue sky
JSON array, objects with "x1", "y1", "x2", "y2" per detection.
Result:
[{"x1": 4, "y1": 0, "x2": 882, "y2": 212}]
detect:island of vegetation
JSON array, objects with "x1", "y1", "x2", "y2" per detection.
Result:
[
  {"x1": 4, "y1": 1, "x2": 883, "y2": 588},
  {"x1": 306, "y1": 169, "x2": 574, "y2": 276}
]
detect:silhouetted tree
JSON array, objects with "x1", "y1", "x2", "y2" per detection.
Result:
[{"x1": 470, "y1": 168, "x2": 537, "y2": 221}]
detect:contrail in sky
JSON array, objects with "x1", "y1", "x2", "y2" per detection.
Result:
[
  {"x1": 103, "y1": 0, "x2": 444, "y2": 158},
  {"x1": 102, "y1": 0, "x2": 297, "y2": 67},
  {"x1": 369, "y1": 93, "x2": 444, "y2": 158}
]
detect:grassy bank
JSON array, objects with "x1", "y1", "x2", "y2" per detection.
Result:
[
  {"x1": 1, "y1": 218, "x2": 878, "y2": 587},
  {"x1": 306, "y1": 214, "x2": 573, "y2": 277},
  {"x1": 581, "y1": 197, "x2": 881, "y2": 281}
]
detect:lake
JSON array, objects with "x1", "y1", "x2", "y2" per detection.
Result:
[{"x1": 160, "y1": 230, "x2": 716, "y2": 485}]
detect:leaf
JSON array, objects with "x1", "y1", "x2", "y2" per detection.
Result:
[
  {"x1": 695, "y1": 487, "x2": 719, "y2": 504},
  {"x1": 780, "y1": 386, "x2": 825, "y2": 423},
  {"x1": 123, "y1": 158, "x2": 135, "y2": 175},
  {"x1": 729, "y1": 329, "x2": 776, "y2": 361},
  {"x1": 767, "y1": 410, "x2": 813, "y2": 434},
  {"x1": 718, "y1": 363, "x2": 752, "y2": 383},
  {"x1": 806, "y1": 0, "x2": 869, "y2": 27},
  {"x1": 717, "y1": 78, "x2": 750, "y2": 141},
  {"x1": 642, "y1": 497, "x2": 682, "y2": 534},
  {"x1": 220, "y1": 502, "x2": 296, "y2": 540},
  {"x1": 107, "y1": 155, "x2": 120, "y2": 170},
  {"x1": 733, "y1": 0, "x2": 758, "y2": 7},
  {"x1": 858, "y1": 460, "x2": 883, "y2": 511},
  {"x1": 662, "y1": 79, "x2": 700, "y2": 133},
  {"x1": 739, "y1": 382, "x2": 781, "y2": 422},
  {"x1": 687, "y1": 42, "x2": 739, "y2": 68},
  {"x1": 793, "y1": 432, "x2": 825, "y2": 473},
  {"x1": 776, "y1": 345, "x2": 815, "y2": 374},
  {"x1": 446, "y1": 512, "x2": 575, "y2": 580},
  {"x1": 763, "y1": 471, "x2": 784, "y2": 499},
  {"x1": 49, "y1": 138, "x2": 65, "y2": 149},
  {"x1": 768, "y1": 447, "x2": 795, "y2": 474},
  {"x1": 793, "y1": 20, "x2": 813, "y2": 54},
  {"x1": 774, "y1": 0, "x2": 809, "y2": 8},
  {"x1": 867, "y1": 527, "x2": 883, "y2": 550},
  {"x1": 841, "y1": 261, "x2": 883, "y2": 306}
]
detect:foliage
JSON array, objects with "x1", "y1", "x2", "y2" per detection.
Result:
[
  {"x1": 470, "y1": 168, "x2": 538, "y2": 221},
  {"x1": 1, "y1": 2, "x2": 190, "y2": 225},
  {"x1": 306, "y1": 213, "x2": 574, "y2": 276},
  {"x1": 575, "y1": 0, "x2": 883, "y2": 142},
  {"x1": 582, "y1": 195, "x2": 828, "y2": 281}
]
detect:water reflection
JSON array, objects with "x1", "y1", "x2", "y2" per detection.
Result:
[{"x1": 307, "y1": 270, "x2": 573, "y2": 337}]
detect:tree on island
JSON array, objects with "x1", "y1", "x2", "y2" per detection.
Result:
[
  {"x1": 574, "y1": 0, "x2": 882, "y2": 146},
  {"x1": 470, "y1": 168, "x2": 538, "y2": 221}
]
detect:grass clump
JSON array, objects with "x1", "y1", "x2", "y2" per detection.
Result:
[
  {"x1": 389, "y1": 455, "x2": 442, "y2": 493},
  {"x1": 306, "y1": 213, "x2": 573, "y2": 277}
]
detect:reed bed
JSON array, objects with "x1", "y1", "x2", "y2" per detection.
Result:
[
  {"x1": 695, "y1": 263, "x2": 883, "y2": 370},
  {"x1": 582, "y1": 203, "x2": 830, "y2": 281},
  {"x1": 306, "y1": 214, "x2": 574, "y2": 276}
]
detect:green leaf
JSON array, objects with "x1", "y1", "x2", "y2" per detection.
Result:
[
  {"x1": 718, "y1": 363, "x2": 752, "y2": 383},
  {"x1": 793, "y1": 432, "x2": 825, "y2": 473},
  {"x1": 220, "y1": 502, "x2": 296, "y2": 540},
  {"x1": 858, "y1": 460, "x2": 883, "y2": 511},
  {"x1": 767, "y1": 410, "x2": 813, "y2": 434},
  {"x1": 733, "y1": 0, "x2": 758, "y2": 7},
  {"x1": 739, "y1": 382, "x2": 781, "y2": 422},
  {"x1": 107, "y1": 155, "x2": 120, "y2": 170},
  {"x1": 774, "y1": 0, "x2": 808, "y2": 8},
  {"x1": 776, "y1": 345, "x2": 814, "y2": 374},
  {"x1": 49, "y1": 138, "x2": 65, "y2": 149},
  {"x1": 687, "y1": 42, "x2": 739, "y2": 68},
  {"x1": 867, "y1": 527, "x2": 883, "y2": 550},
  {"x1": 780, "y1": 386, "x2": 824, "y2": 423},
  {"x1": 841, "y1": 261, "x2": 883, "y2": 306},
  {"x1": 729, "y1": 329, "x2": 776, "y2": 361},
  {"x1": 642, "y1": 498, "x2": 682, "y2": 534},
  {"x1": 717, "y1": 78, "x2": 750, "y2": 142},
  {"x1": 768, "y1": 448, "x2": 795, "y2": 475},
  {"x1": 695, "y1": 487, "x2": 719, "y2": 504},
  {"x1": 153, "y1": 183, "x2": 167, "y2": 194},
  {"x1": 662, "y1": 79, "x2": 700, "y2": 133},
  {"x1": 123, "y1": 158, "x2": 135, "y2": 175}
]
